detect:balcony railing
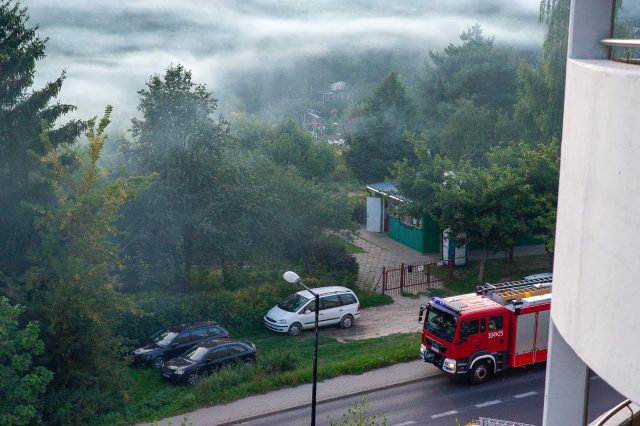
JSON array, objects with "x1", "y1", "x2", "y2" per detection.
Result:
[
  {"x1": 601, "y1": 38, "x2": 640, "y2": 63},
  {"x1": 591, "y1": 398, "x2": 639, "y2": 426}
]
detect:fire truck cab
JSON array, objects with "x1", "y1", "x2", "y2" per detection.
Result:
[{"x1": 419, "y1": 277, "x2": 552, "y2": 384}]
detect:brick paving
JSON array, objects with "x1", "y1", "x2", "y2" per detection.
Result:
[
  {"x1": 351, "y1": 226, "x2": 547, "y2": 292},
  {"x1": 351, "y1": 226, "x2": 440, "y2": 291}
]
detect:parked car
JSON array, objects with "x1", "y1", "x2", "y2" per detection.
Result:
[
  {"x1": 130, "y1": 321, "x2": 229, "y2": 368},
  {"x1": 161, "y1": 339, "x2": 257, "y2": 384},
  {"x1": 263, "y1": 286, "x2": 360, "y2": 336}
]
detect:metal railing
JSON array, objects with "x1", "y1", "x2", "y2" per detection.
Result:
[
  {"x1": 593, "y1": 398, "x2": 636, "y2": 426},
  {"x1": 601, "y1": 39, "x2": 640, "y2": 63},
  {"x1": 375, "y1": 260, "x2": 451, "y2": 295},
  {"x1": 475, "y1": 418, "x2": 534, "y2": 426}
]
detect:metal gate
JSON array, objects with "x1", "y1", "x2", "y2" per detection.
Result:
[{"x1": 377, "y1": 261, "x2": 451, "y2": 295}]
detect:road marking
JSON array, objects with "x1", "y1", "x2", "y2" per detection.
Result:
[
  {"x1": 514, "y1": 391, "x2": 538, "y2": 399},
  {"x1": 475, "y1": 400, "x2": 502, "y2": 407},
  {"x1": 431, "y1": 410, "x2": 459, "y2": 419},
  {"x1": 390, "y1": 422, "x2": 416, "y2": 426}
]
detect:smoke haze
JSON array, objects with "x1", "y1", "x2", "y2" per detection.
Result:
[{"x1": 24, "y1": 0, "x2": 544, "y2": 126}]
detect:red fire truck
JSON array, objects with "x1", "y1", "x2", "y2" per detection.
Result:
[{"x1": 418, "y1": 277, "x2": 552, "y2": 384}]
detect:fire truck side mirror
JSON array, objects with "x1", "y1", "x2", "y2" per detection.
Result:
[{"x1": 418, "y1": 304, "x2": 426, "y2": 322}]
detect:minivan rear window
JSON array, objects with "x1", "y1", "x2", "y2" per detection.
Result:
[
  {"x1": 321, "y1": 295, "x2": 341, "y2": 310},
  {"x1": 278, "y1": 293, "x2": 310, "y2": 312},
  {"x1": 339, "y1": 293, "x2": 357, "y2": 305}
]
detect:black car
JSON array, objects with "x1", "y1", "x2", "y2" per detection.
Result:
[
  {"x1": 161, "y1": 339, "x2": 257, "y2": 384},
  {"x1": 131, "y1": 321, "x2": 230, "y2": 368}
]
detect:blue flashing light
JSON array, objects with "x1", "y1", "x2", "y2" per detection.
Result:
[{"x1": 432, "y1": 297, "x2": 461, "y2": 314}]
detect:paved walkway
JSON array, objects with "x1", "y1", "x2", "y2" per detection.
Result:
[
  {"x1": 352, "y1": 226, "x2": 439, "y2": 291},
  {"x1": 322, "y1": 293, "x2": 430, "y2": 342},
  {"x1": 351, "y1": 226, "x2": 547, "y2": 291},
  {"x1": 142, "y1": 359, "x2": 441, "y2": 426}
]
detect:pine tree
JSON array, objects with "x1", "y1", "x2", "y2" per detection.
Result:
[{"x1": 0, "y1": 0, "x2": 84, "y2": 276}]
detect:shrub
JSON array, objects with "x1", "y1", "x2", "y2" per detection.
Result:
[
  {"x1": 116, "y1": 280, "x2": 292, "y2": 346},
  {"x1": 189, "y1": 268, "x2": 224, "y2": 292},
  {"x1": 351, "y1": 194, "x2": 367, "y2": 225},
  {"x1": 258, "y1": 351, "x2": 300, "y2": 374},
  {"x1": 353, "y1": 289, "x2": 393, "y2": 308},
  {"x1": 194, "y1": 363, "x2": 255, "y2": 404}
]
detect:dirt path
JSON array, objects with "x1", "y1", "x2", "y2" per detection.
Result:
[{"x1": 321, "y1": 293, "x2": 430, "y2": 341}]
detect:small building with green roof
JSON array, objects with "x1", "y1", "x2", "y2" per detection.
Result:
[{"x1": 365, "y1": 181, "x2": 440, "y2": 254}]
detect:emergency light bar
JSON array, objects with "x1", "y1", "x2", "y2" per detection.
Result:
[{"x1": 432, "y1": 297, "x2": 461, "y2": 314}]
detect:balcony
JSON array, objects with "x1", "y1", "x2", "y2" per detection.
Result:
[{"x1": 601, "y1": 39, "x2": 640, "y2": 63}]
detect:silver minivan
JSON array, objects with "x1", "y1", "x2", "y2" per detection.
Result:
[{"x1": 263, "y1": 286, "x2": 361, "y2": 336}]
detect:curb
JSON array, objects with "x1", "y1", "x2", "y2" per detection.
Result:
[{"x1": 218, "y1": 370, "x2": 443, "y2": 425}]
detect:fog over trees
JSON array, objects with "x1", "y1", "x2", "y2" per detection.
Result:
[{"x1": 1, "y1": 0, "x2": 568, "y2": 423}]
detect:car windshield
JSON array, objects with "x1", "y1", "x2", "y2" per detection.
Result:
[
  {"x1": 154, "y1": 331, "x2": 178, "y2": 347},
  {"x1": 424, "y1": 307, "x2": 457, "y2": 342},
  {"x1": 278, "y1": 293, "x2": 310, "y2": 312},
  {"x1": 184, "y1": 346, "x2": 209, "y2": 362}
]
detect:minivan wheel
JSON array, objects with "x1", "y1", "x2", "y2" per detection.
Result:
[
  {"x1": 152, "y1": 357, "x2": 165, "y2": 369},
  {"x1": 339, "y1": 314, "x2": 354, "y2": 329},
  {"x1": 187, "y1": 372, "x2": 199, "y2": 385},
  {"x1": 288, "y1": 323, "x2": 302, "y2": 336}
]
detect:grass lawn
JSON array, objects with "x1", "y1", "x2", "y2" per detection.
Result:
[
  {"x1": 326, "y1": 234, "x2": 366, "y2": 254},
  {"x1": 92, "y1": 332, "x2": 419, "y2": 426}
]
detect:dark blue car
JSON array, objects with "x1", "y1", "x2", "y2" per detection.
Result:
[
  {"x1": 161, "y1": 339, "x2": 257, "y2": 384},
  {"x1": 130, "y1": 321, "x2": 230, "y2": 368}
]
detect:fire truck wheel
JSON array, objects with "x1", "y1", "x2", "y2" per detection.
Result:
[
  {"x1": 339, "y1": 315, "x2": 354, "y2": 329},
  {"x1": 469, "y1": 360, "x2": 492, "y2": 384}
]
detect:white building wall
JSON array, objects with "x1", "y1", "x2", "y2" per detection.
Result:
[
  {"x1": 553, "y1": 56, "x2": 640, "y2": 404},
  {"x1": 545, "y1": 0, "x2": 640, "y2": 422}
]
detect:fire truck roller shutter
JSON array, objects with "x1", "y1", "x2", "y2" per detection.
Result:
[
  {"x1": 515, "y1": 313, "x2": 536, "y2": 354},
  {"x1": 535, "y1": 310, "x2": 550, "y2": 350}
]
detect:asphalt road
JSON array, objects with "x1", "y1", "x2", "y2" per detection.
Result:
[{"x1": 238, "y1": 364, "x2": 623, "y2": 426}]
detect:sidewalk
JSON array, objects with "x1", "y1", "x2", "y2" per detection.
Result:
[
  {"x1": 352, "y1": 226, "x2": 440, "y2": 290},
  {"x1": 142, "y1": 360, "x2": 442, "y2": 426}
]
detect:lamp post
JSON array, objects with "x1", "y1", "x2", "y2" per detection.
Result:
[{"x1": 283, "y1": 270, "x2": 319, "y2": 426}]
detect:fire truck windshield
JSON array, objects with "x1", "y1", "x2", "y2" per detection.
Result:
[{"x1": 424, "y1": 307, "x2": 457, "y2": 342}]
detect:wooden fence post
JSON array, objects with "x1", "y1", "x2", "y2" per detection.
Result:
[
  {"x1": 400, "y1": 263, "x2": 405, "y2": 293},
  {"x1": 382, "y1": 267, "x2": 386, "y2": 293}
]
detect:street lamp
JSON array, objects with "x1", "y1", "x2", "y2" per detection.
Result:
[{"x1": 283, "y1": 270, "x2": 319, "y2": 426}]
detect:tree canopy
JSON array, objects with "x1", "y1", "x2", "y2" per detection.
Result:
[
  {"x1": 0, "y1": 1, "x2": 84, "y2": 276},
  {"x1": 345, "y1": 72, "x2": 419, "y2": 183}
]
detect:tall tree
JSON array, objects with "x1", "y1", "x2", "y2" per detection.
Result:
[
  {"x1": 487, "y1": 140, "x2": 560, "y2": 265},
  {"x1": 431, "y1": 159, "x2": 535, "y2": 282},
  {"x1": 420, "y1": 25, "x2": 518, "y2": 134},
  {"x1": 395, "y1": 135, "x2": 558, "y2": 281},
  {"x1": 0, "y1": 1, "x2": 84, "y2": 277},
  {"x1": 515, "y1": 0, "x2": 569, "y2": 144},
  {"x1": 417, "y1": 25, "x2": 520, "y2": 161},
  {"x1": 120, "y1": 65, "x2": 234, "y2": 289},
  {"x1": 345, "y1": 72, "x2": 418, "y2": 182},
  {"x1": 234, "y1": 119, "x2": 337, "y2": 181},
  {"x1": 16, "y1": 109, "x2": 147, "y2": 423}
]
